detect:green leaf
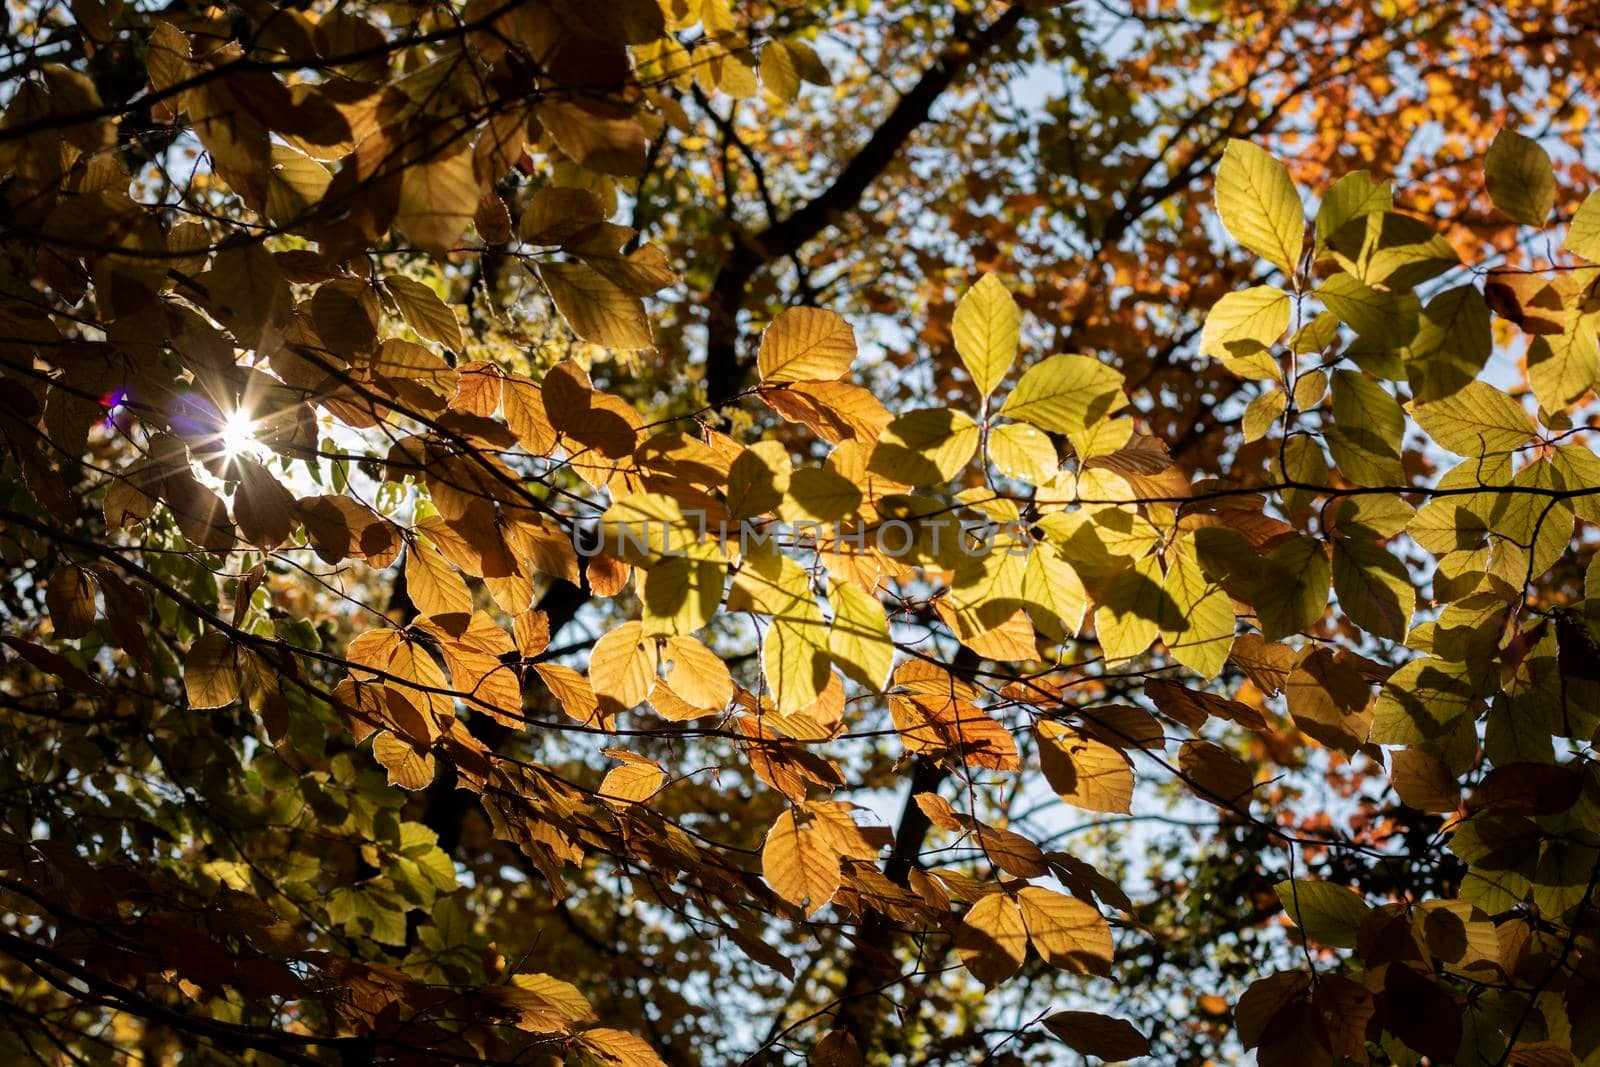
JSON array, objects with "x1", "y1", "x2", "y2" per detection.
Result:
[
  {"x1": 1315, "y1": 171, "x2": 1392, "y2": 249},
  {"x1": 1551, "y1": 444, "x2": 1600, "y2": 524},
  {"x1": 1487, "y1": 458, "x2": 1574, "y2": 582},
  {"x1": 1159, "y1": 537, "x2": 1235, "y2": 679},
  {"x1": 1324, "y1": 370, "x2": 1405, "y2": 486},
  {"x1": 1199, "y1": 285, "x2": 1290, "y2": 360},
  {"x1": 827, "y1": 580, "x2": 893, "y2": 691},
  {"x1": 1093, "y1": 554, "x2": 1165, "y2": 663},
  {"x1": 1369, "y1": 656, "x2": 1478, "y2": 744},
  {"x1": 1317, "y1": 273, "x2": 1419, "y2": 349},
  {"x1": 953, "y1": 273, "x2": 1021, "y2": 398},
  {"x1": 1404, "y1": 285, "x2": 1492, "y2": 403},
  {"x1": 1533, "y1": 840, "x2": 1599, "y2": 918},
  {"x1": 1332, "y1": 535, "x2": 1414, "y2": 640},
  {"x1": 1000, "y1": 355, "x2": 1127, "y2": 433},
  {"x1": 1215, "y1": 139, "x2": 1305, "y2": 276},
  {"x1": 1325, "y1": 210, "x2": 1457, "y2": 290},
  {"x1": 1251, "y1": 537, "x2": 1329, "y2": 641},
  {"x1": 1412, "y1": 381, "x2": 1535, "y2": 456},
  {"x1": 1331, "y1": 493, "x2": 1414, "y2": 539},
  {"x1": 1484, "y1": 128, "x2": 1556, "y2": 226},
  {"x1": 1273, "y1": 879, "x2": 1370, "y2": 948},
  {"x1": 1565, "y1": 189, "x2": 1600, "y2": 262},
  {"x1": 866, "y1": 408, "x2": 980, "y2": 486}
]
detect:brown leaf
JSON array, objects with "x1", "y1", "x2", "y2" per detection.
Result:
[
  {"x1": 1041, "y1": 1011, "x2": 1150, "y2": 1060},
  {"x1": 1146, "y1": 678, "x2": 1266, "y2": 731},
  {"x1": 1285, "y1": 647, "x2": 1375, "y2": 753},
  {"x1": 1178, "y1": 739, "x2": 1255, "y2": 810},
  {"x1": 46, "y1": 564, "x2": 97, "y2": 639}
]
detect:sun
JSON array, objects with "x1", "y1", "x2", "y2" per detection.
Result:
[{"x1": 219, "y1": 408, "x2": 260, "y2": 460}]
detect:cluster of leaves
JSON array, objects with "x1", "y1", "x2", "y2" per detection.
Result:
[{"x1": 6, "y1": 0, "x2": 1600, "y2": 1065}]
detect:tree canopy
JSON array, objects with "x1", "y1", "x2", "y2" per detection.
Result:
[{"x1": 3, "y1": 0, "x2": 1600, "y2": 1063}]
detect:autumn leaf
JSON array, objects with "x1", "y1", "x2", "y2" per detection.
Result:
[
  {"x1": 757, "y1": 307, "x2": 856, "y2": 383},
  {"x1": 185, "y1": 632, "x2": 241, "y2": 709}
]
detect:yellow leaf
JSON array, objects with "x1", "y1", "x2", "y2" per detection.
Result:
[
  {"x1": 538, "y1": 261, "x2": 653, "y2": 349},
  {"x1": 758, "y1": 40, "x2": 800, "y2": 103},
  {"x1": 1037, "y1": 721, "x2": 1134, "y2": 814},
  {"x1": 185, "y1": 631, "x2": 240, "y2": 709},
  {"x1": 372, "y1": 731, "x2": 434, "y2": 790},
  {"x1": 598, "y1": 753, "x2": 664, "y2": 806},
  {"x1": 764, "y1": 607, "x2": 831, "y2": 714},
  {"x1": 1215, "y1": 139, "x2": 1304, "y2": 276},
  {"x1": 953, "y1": 273, "x2": 1021, "y2": 398},
  {"x1": 1566, "y1": 189, "x2": 1600, "y2": 262},
  {"x1": 1158, "y1": 536, "x2": 1235, "y2": 679},
  {"x1": 757, "y1": 307, "x2": 855, "y2": 383},
  {"x1": 501, "y1": 972, "x2": 595, "y2": 1033},
  {"x1": 535, "y1": 663, "x2": 609, "y2": 728},
  {"x1": 264, "y1": 142, "x2": 330, "y2": 224},
  {"x1": 1016, "y1": 886, "x2": 1114, "y2": 975},
  {"x1": 572, "y1": 1028, "x2": 667, "y2": 1067},
  {"x1": 777, "y1": 466, "x2": 862, "y2": 522},
  {"x1": 660, "y1": 635, "x2": 732, "y2": 711},
  {"x1": 1200, "y1": 285, "x2": 1290, "y2": 360},
  {"x1": 641, "y1": 556, "x2": 724, "y2": 637},
  {"x1": 762, "y1": 810, "x2": 840, "y2": 916},
  {"x1": 406, "y1": 540, "x2": 473, "y2": 618},
  {"x1": 589, "y1": 621, "x2": 657, "y2": 714},
  {"x1": 956, "y1": 892, "x2": 1027, "y2": 988},
  {"x1": 726, "y1": 440, "x2": 792, "y2": 519},
  {"x1": 986, "y1": 422, "x2": 1057, "y2": 483},
  {"x1": 1022, "y1": 545, "x2": 1087, "y2": 641},
  {"x1": 394, "y1": 146, "x2": 477, "y2": 256},
  {"x1": 1093, "y1": 554, "x2": 1164, "y2": 663},
  {"x1": 501, "y1": 374, "x2": 556, "y2": 455},
  {"x1": 999, "y1": 355, "x2": 1127, "y2": 434},
  {"x1": 538, "y1": 100, "x2": 648, "y2": 177},
  {"x1": 867, "y1": 408, "x2": 980, "y2": 486},
  {"x1": 385, "y1": 274, "x2": 462, "y2": 350}
]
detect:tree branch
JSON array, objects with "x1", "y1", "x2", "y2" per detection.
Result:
[{"x1": 703, "y1": 4, "x2": 1028, "y2": 405}]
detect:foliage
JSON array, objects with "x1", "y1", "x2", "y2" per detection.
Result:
[{"x1": 3, "y1": 0, "x2": 1600, "y2": 1064}]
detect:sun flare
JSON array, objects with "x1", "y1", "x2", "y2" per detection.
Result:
[{"x1": 219, "y1": 408, "x2": 259, "y2": 460}]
